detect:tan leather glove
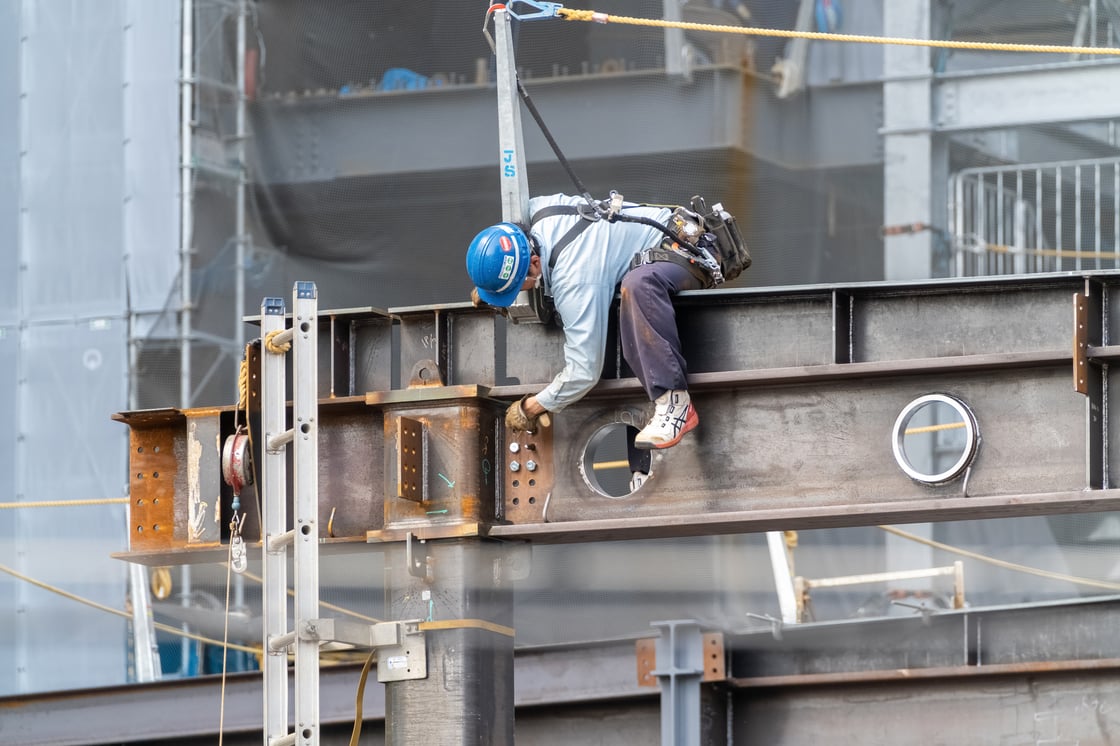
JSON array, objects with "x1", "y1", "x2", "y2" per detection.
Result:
[
  {"x1": 471, "y1": 287, "x2": 508, "y2": 317},
  {"x1": 505, "y1": 395, "x2": 552, "y2": 434}
]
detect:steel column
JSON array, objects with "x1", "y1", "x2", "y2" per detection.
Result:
[
  {"x1": 651, "y1": 620, "x2": 704, "y2": 746},
  {"x1": 493, "y1": 8, "x2": 528, "y2": 226},
  {"x1": 384, "y1": 540, "x2": 515, "y2": 746}
]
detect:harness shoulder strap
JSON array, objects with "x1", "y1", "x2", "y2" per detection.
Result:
[{"x1": 530, "y1": 205, "x2": 596, "y2": 271}]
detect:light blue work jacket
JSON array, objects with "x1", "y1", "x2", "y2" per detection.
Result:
[{"x1": 527, "y1": 193, "x2": 671, "y2": 412}]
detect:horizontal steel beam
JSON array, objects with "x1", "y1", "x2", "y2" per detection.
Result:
[
  {"x1": 12, "y1": 595, "x2": 1120, "y2": 744},
  {"x1": 486, "y1": 489, "x2": 1120, "y2": 544},
  {"x1": 114, "y1": 272, "x2": 1120, "y2": 565},
  {"x1": 933, "y1": 60, "x2": 1120, "y2": 132},
  {"x1": 249, "y1": 65, "x2": 883, "y2": 185},
  {"x1": 0, "y1": 640, "x2": 650, "y2": 746}
]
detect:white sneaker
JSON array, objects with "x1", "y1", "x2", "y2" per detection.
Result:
[
  {"x1": 629, "y1": 471, "x2": 650, "y2": 492},
  {"x1": 634, "y1": 390, "x2": 699, "y2": 449}
]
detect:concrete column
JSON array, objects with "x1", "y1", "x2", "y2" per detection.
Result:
[{"x1": 883, "y1": 1, "x2": 946, "y2": 281}]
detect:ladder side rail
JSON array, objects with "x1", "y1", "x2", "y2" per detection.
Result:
[
  {"x1": 292, "y1": 282, "x2": 321, "y2": 745},
  {"x1": 261, "y1": 296, "x2": 290, "y2": 743}
]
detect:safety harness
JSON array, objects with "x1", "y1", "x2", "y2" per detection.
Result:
[{"x1": 529, "y1": 201, "x2": 722, "y2": 287}]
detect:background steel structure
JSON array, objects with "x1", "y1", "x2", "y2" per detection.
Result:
[
  {"x1": 102, "y1": 268, "x2": 1120, "y2": 743},
  {"x1": 6, "y1": 0, "x2": 1120, "y2": 743}
]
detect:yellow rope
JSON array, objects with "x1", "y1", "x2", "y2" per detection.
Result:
[
  {"x1": 264, "y1": 329, "x2": 291, "y2": 355},
  {"x1": 0, "y1": 562, "x2": 262, "y2": 655},
  {"x1": 556, "y1": 8, "x2": 1120, "y2": 57},
  {"x1": 237, "y1": 356, "x2": 250, "y2": 412},
  {"x1": 218, "y1": 534, "x2": 235, "y2": 745},
  {"x1": 878, "y1": 524, "x2": 1120, "y2": 592},
  {"x1": 904, "y1": 422, "x2": 966, "y2": 435},
  {"x1": 0, "y1": 497, "x2": 129, "y2": 509},
  {"x1": 239, "y1": 570, "x2": 383, "y2": 623}
]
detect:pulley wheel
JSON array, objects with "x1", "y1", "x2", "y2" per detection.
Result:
[{"x1": 221, "y1": 431, "x2": 253, "y2": 495}]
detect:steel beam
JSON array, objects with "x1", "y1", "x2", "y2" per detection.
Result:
[
  {"x1": 248, "y1": 64, "x2": 883, "y2": 185},
  {"x1": 12, "y1": 596, "x2": 1120, "y2": 744},
  {"x1": 0, "y1": 639, "x2": 647, "y2": 746},
  {"x1": 115, "y1": 272, "x2": 1120, "y2": 565},
  {"x1": 934, "y1": 60, "x2": 1120, "y2": 132}
]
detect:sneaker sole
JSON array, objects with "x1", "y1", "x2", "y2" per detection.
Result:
[{"x1": 633, "y1": 408, "x2": 699, "y2": 450}]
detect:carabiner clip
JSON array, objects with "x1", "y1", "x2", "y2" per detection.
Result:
[
  {"x1": 229, "y1": 513, "x2": 248, "y2": 574},
  {"x1": 607, "y1": 190, "x2": 624, "y2": 219},
  {"x1": 505, "y1": 1, "x2": 563, "y2": 21},
  {"x1": 230, "y1": 533, "x2": 247, "y2": 574}
]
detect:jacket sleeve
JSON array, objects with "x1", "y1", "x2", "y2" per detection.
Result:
[{"x1": 533, "y1": 281, "x2": 612, "y2": 412}]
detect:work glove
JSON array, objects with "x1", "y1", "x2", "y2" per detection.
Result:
[
  {"x1": 505, "y1": 395, "x2": 552, "y2": 434},
  {"x1": 471, "y1": 287, "x2": 508, "y2": 317}
]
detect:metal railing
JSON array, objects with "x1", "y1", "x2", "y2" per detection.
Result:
[{"x1": 949, "y1": 156, "x2": 1120, "y2": 277}]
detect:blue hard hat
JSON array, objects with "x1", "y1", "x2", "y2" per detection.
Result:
[{"x1": 466, "y1": 222, "x2": 531, "y2": 308}]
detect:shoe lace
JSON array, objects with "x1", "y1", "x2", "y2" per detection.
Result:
[{"x1": 657, "y1": 401, "x2": 683, "y2": 427}]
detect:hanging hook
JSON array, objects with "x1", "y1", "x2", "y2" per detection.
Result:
[
  {"x1": 229, "y1": 513, "x2": 248, "y2": 574},
  {"x1": 504, "y1": 1, "x2": 563, "y2": 21}
]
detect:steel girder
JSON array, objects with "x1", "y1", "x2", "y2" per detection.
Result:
[
  {"x1": 10, "y1": 596, "x2": 1120, "y2": 745},
  {"x1": 114, "y1": 271, "x2": 1120, "y2": 565}
]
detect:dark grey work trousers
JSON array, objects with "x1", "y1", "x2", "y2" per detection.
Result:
[{"x1": 619, "y1": 260, "x2": 705, "y2": 402}]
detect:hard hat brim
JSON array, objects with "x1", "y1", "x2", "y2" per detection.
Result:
[{"x1": 475, "y1": 283, "x2": 523, "y2": 308}]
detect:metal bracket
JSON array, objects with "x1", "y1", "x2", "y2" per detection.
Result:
[
  {"x1": 378, "y1": 620, "x2": 427, "y2": 683},
  {"x1": 296, "y1": 617, "x2": 428, "y2": 683},
  {"x1": 406, "y1": 531, "x2": 432, "y2": 581},
  {"x1": 1075, "y1": 291, "x2": 1090, "y2": 395},
  {"x1": 398, "y1": 416, "x2": 428, "y2": 502}
]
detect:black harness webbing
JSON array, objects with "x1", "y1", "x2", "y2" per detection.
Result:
[{"x1": 529, "y1": 204, "x2": 594, "y2": 271}]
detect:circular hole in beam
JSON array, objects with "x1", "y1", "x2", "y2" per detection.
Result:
[{"x1": 892, "y1": 393, "x2": 979, "y2": 486}]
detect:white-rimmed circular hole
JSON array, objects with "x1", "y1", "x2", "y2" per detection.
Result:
[
  {"x1": 892, "y1": 393, "x2": 979, "y2": 485},
  {"x1": 579, "y1": 422, "x2": 651, "y2": 498}
]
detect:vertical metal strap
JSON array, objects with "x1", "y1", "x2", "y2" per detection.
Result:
[
  {"x1": 261, "y1": 296, "x2": 288, "y2": 743},
  {"x1": 293, "y1": 281, "x2": 321, "y2": 745},
  {"x1": 494, "y1": 9, "x2": 529, "y2": 226}
]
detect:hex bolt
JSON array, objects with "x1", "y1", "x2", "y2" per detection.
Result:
[
  {"x1": 525, "y1": 460, "x2": 537, "y2": 472},
  {"x1": 509, "y1": 442, "x2": 521, "y2": 454},
  {"x1": 509, "y1": 460, "x2": 521, "y2": 472}
]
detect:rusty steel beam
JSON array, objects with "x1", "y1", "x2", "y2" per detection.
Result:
[{"x1": 114, "y1": 272, "x2": 1120, "y2": 565}]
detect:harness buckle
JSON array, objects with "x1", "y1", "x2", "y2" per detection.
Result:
[
  {"x1": 576, "y1": 201, "x2": 603, "y2": 222},
  {"x1": 630, "y1": 248, "x2": 654, "y2": 271}
]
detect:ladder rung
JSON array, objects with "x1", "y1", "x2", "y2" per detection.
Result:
[
  {"x1": 267, "y1": 429, "x2": 294, "y2": 452},
  {"x1": 268, "y1": 631, "x2": 296, "y2": 652},
  {"x1": 267, "y1": 529, "x2": 295, "y2": 552},
  {"x1": 269, "y1": 734, "x2": 296, "y2": 746}
]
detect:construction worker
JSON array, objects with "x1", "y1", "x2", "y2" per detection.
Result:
[{"x1": 466, "y1": 193, "x2": 717, "y2": 450}]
